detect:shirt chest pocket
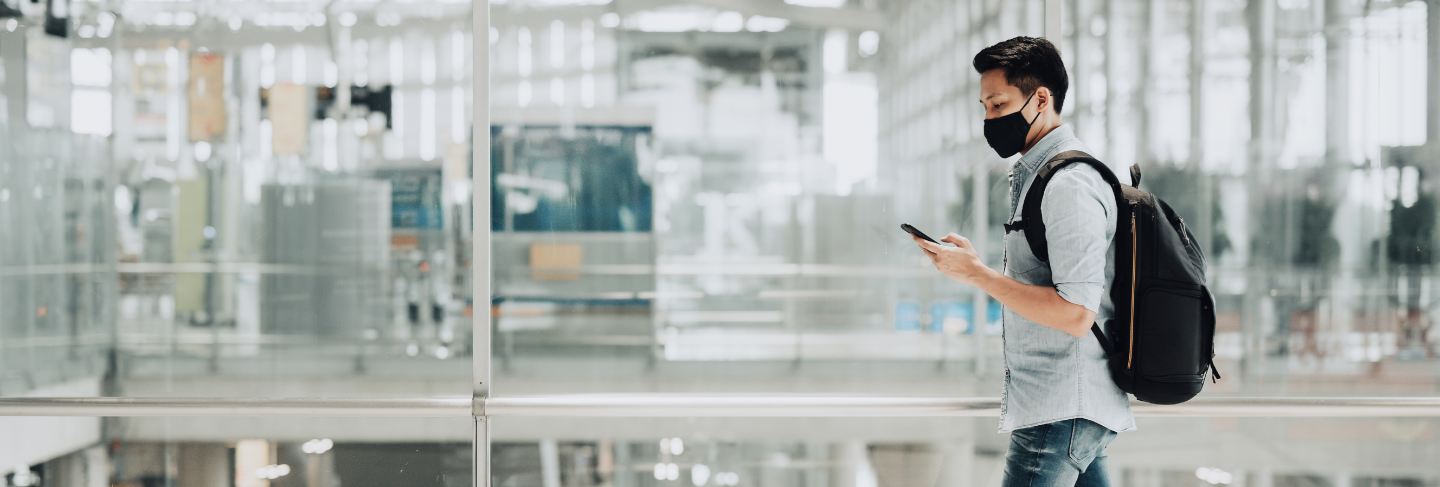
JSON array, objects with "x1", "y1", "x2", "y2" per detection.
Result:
[{"x1": 1003, "y1": 227, "x2": 1049, "y2": 283}]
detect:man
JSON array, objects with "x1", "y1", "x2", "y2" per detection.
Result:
[{"x1": 911, "y1": 36, "x2": 1134, "y2": 487}]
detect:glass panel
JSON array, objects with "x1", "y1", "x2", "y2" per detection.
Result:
[
  {"x1": 0, "y1": 132, "x2": 113, "y2": 395},
  {"x1": 488, "y1": 0, "x2": 1048, "y2": 395},
  {"x1": 0, "y1": 1, "x2": 475, "y2": 399},
  {"x1": 488, "y1": 0, "x2": 1440, "y2": 398},
  {"x1": 492, "y1": 417, "x2": 1440, "y2": 487},
  {"x1": 5, "y1": 416, "x2": 471, "y2": 487},
  {"x1": 1063, "y1": 0, "x2": 1440, "y2": 393}
]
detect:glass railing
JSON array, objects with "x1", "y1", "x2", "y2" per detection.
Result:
[
  {"x1": 489, "y1": 416, "x2": 1440, "y2": 487},
  {"x1": 3, "y1": 395, "x2": 1440, "y2": 486},
  {"x1": 16, "y1": 406, "x2": 1439, "y2": 487},
  {"x1": 18, "y1": 415, "x2": 472, "y2": 487}
]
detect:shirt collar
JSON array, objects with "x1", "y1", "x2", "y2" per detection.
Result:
[{"x1": 1013, "y1": 123, "x2": 1076, "y2": 176}]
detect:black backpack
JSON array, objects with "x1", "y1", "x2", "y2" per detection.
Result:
[{"x1": 1011, "y1": 150, "x2": 1221, "y2": 405}]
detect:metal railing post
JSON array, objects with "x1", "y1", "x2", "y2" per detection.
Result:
[{"x1": 472, "y1": 1, "x2": 493, "y2": 487}]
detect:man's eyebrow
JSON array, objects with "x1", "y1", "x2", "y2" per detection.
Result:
[{"x1": 980, "y1": 93, "x2": 1000, "y2": 103}]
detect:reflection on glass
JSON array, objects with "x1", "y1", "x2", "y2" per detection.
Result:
[
  {"x1": 488, "y1": 0, "x2": 1440, "y2": 400},
  {"x1": 0, "y1": 2, "x2": 474, "y2": 398}
]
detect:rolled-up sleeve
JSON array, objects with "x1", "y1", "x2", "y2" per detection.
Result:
[{"x1": 1039, "y1": 166, "x2": 1114, "y2": 312}]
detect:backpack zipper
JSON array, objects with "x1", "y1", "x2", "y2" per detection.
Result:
[{"x1": 1128, "y1": 212, "x2": 1137, "y2": 370}]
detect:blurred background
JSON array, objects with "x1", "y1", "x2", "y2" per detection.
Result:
[{"x1": 2, "y1": 0, "x2": 1440, "y2": 485}]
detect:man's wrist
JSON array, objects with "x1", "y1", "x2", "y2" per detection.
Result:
[{"x1": 970, "y1": 266, "x2": 1003, "y2": 294}]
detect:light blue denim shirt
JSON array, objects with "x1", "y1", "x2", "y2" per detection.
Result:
[{"x1": 999, "y1": 123, "x2": 1136, "y2": 434}]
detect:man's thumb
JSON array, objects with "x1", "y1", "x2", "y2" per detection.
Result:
[{"x1": 942, "y1": 233, "x2": 970, "y2": 248}]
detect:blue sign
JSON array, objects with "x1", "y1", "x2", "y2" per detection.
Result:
[{"x1": 376, "y1": 168, "x2": 444, "y2": 231}]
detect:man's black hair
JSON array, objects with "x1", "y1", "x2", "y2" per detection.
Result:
[{"x1": 972, "y1": 36, "x2": 1069, "y2": 114}]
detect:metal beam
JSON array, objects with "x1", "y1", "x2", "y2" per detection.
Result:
[
  {"x1": 0, "y1": 397, "x2": 472, "y2": 417},
  {"x1": 87, "y1": 15, "x2": 470, "y2": 50},
  {"x1": 490, "y1": 0, "x2": 884, "y2": 32},
  {"x1": 5, "y1": 395, "x2": 1440, "y2": 418},
  {"x1": 616, "y1": 0, "x2": 886, "y2": 32}
]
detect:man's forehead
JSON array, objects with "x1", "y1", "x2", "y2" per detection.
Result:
[
  {"x1": 980, "y1": 84, "x2": 1018, "y2": 101},
  {"x1": 980, "y1": 72, "x2": 1017, "y2": 92}
]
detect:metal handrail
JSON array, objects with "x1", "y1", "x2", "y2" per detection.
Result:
[
  {"x1": 3, "y1": 395, "x2": 1440, "y2": 418},
  {"x1": 0, "y1": 397, "x2": 472, "y2": 417}
]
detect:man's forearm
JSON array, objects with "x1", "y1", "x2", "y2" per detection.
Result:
[{"x1": 973, "y1": 268, "x2": 1094, "y2": 337}]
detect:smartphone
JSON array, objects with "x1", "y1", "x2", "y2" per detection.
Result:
[{"x1": 900, "y1": 223, "x2": 940, "y2": 244}]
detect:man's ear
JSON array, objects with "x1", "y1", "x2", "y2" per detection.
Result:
[{"x1": 1033, "y1": 87, "x2": 1051, "y2": 115}]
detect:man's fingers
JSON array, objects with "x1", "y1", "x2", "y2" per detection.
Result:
[
  {"x1": 941, "y1": 233, "x2": 971, "y2": 248},
  {"x1": 914, "y1": 237, "x2": 946, "y2": 254}
]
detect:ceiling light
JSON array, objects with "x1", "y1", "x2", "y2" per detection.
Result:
[
  {"x1": 858, "y1": 30, "x2": 879, "y2": 57},
  {"x1": 302, "y1": 439, "x2": 334, "y2": 455},
  {"x1": 1195, "y1": 467, "x2": 1233, "y2": 485},
  {"x1": 690, "y1": 464, "x2": 710, "y2": 486},
  {"x1": 712, "y1": 11, "x2": 742, "y2": 32},
  {"x1": 599, "y1": 12, "x2": 619, "y2": 28},
  {"x1": 744, "y1": 15, "x2": 788, "y2": 33},
  {"x1": 256, "y1": 464, "x2": 291, "y2": 480},
  {"x1": 628, "y1": 8, "x2": 711, "y2": 33}
]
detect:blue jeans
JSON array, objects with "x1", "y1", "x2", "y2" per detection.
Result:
[{"x1": 1001, "y1": 418, "x2": 1117, "y2": 487}]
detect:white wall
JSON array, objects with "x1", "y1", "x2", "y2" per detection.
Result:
[{"x1": 0, "y1": 377, "x2": 103, "y2": 475}]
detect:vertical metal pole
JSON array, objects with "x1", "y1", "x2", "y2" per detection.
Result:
[
  {"x1": 0, "y1": 27, "x2": 26, "y2": 126},
  {"x1": 103, "y1": 24, "x2": 125, "y2": 398},
  {"x1": 1325, "y1": 0, "x2": 1350, "y2": 165},
  {"x1": 1245, "y1": 0, "x2": 1277, "y2": 375},
  {"x1": 84, "y1": 445, "x2": 109, "y2": 487},
  {"x1": 472, "y1": 1, "x2": 492, "y2": 487},
  {"x1": 1137, "y1": 0, "x2": 1156, "y2": 166},
  {"x1": 1045, "y1": 0, "x2": 1064, "y2": 44},
  {"x1": 1190, "y1": 0, "x2": 1207, "y2": 169},
  {"x1": 1191, "y1": 0, "x2": 1215, "y2": 253},
  {"x1": 613, "y1": 441, "x2": 634, "y2": 487},
  {"x1": 474, "y1": 418, "x2": 490, "y2": 487},
  {"x1": 1429, "y1": 0, "x2": 1440, "y2": 146},
  {"x1": 1068, "y1": 0, "x2": 1082, "y2": 125},
  {"x1": 970, "y1": 162, "x2": 988, "y2": 374},
  {"x1": 1104, "y1": 0, "x2": 1119, "y2": 156},
  {"x1": 539, "y1": 439, "x2": 561, "y2": 487},
  {"x1": 1248, "y1": 0, "x2": 1276, "y2": 179},
  {"x1": 1323, "y1": 0, "x2": 1352, "y2": 341}
]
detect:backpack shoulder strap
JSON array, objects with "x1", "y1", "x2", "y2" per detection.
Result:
[
  {"x1": 1014, "y1": 151, "x2": 1132, "y2": 357},
  {"x1": 1014, "y1": 150, "x2": 1125, "y2": 262}
]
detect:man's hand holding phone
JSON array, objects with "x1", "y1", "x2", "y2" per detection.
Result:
[{"x1": 903, "y1": 224, "x2": 996, "y2": 287}]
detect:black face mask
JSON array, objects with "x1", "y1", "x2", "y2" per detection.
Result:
[{"x1": 983, "y1": 91, "x2": 1041, "y2": 158}]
